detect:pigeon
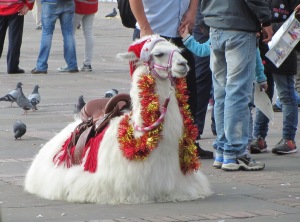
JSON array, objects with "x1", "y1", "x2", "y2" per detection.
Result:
[
  {"x1": 0, "y1": 82, "x2": 23, "y2": 107},
  {"x1": 13, "y1": 120, "x2": 27, "y2": 140},
  {"x1": 28, "y1": 85, "x2": 41, "y2": 110},
  {"x1": 105, "y1": 8, "x2": 117, "y2": 18},
  {"x1": 73, "y1": 95, "x2": 86, "y2": 114},
  {"x1": 16, "y1": 87, "x2": 33, "y2": 114},
  {"x1": 104, "y1": 89, "x2": 118, "y2": 98}
]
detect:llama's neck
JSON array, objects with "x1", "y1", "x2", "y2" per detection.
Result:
[{"x1": 129, "y1": 66, "x2": 183, "y2": 137}]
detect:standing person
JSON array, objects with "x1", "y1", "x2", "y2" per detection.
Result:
[
  {"x1": 0, "y1": 0, "x2": 34, "y2": 74},
  {"x1": 201, "y1": 0, "x2": 273, "y2": 171},
  {"x1": 128, "y1": 0, "x2": 214, "y2": 159},
  {"x1": 32, "y1": 0, "x2": 42, "y2": 30},
  {"x1": 294, "y1": 6, "x2": 300, "y2": 93},
  {"x1": 72, "y1": 0, "x2": 98, "y2": 72},
  {"x1": 251, "y1": 0, "x2": 299, "y2": 155},
  {"x1": 296, "y1": 52, "x2": 300, "y2": 94},
  {"x1": 31, "y1": 0, "x2": 78, "y2": 74},
  {"x1": 192, "y1": 0, "x2": 215, "y2": 140}
]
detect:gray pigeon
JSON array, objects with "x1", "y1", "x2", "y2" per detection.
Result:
[
  {"x1": 28, "y1": 85, "x2": 41, "y2": 110},
  {"x1": 13, "y1": 120, "x2": 26, "y2": 140},
  {"x1": 105, "y1": 8, "x2": 117, "y2": 18},
  {"x1": 104, "y1": 89, "x2": 118, "y2": 98},
  {"x1": 73, "y1": 95, "x2": 86, "y2": 114},
  {"x1": 0, "y1": 82, "x2": 23, "y2": 107},
  {"x1": 16, "y1": 87, "x2": 33, "y2": 114}
]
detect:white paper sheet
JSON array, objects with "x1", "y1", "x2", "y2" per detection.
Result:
[{"x1": 254, "y1": 83, "x2": 274, "y2": 124}]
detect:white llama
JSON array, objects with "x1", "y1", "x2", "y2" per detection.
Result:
[{"x1": 24, "y1": 35, "x2": 212, "y2": 204}]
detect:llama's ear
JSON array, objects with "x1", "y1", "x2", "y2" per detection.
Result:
[{"x1": 116, "y1": 52, "x2": 137, "y2": 62}]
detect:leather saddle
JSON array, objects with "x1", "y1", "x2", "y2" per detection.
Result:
[{"x1": 69, "y1": 93, "x2": 131, "y2": 164}]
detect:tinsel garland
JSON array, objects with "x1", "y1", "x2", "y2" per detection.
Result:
[
  {"x1": 175, "y1": 78, "x2": 200, "y2": 174},
  {"x1": 118, "y1": 73, "x2": 200, "y2": 174},
  {"x1": 118, "y1": 74, "x2": 163, "y2": 160}
]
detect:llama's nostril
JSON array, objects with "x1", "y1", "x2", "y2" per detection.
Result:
[{"x1": 177, "y1": 60, "x2": 187, "y2": 66}]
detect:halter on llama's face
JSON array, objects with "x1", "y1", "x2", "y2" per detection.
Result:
[
  {"x1": 118, "y1": 35, "x2": 189, "y2": 79},
  {"x1": 148, "y1": 40, "x2": 189, "y2": 79}
]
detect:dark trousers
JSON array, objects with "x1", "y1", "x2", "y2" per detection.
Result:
[
  {"x1": 0, "y1": 13, "x2": 24, "y2": 73},
  {"x1": 162, "y1": 36, "x2": 197, "y2": 120},
  {"x1": 193, "y1": 34, "x2": 213, "y2": 136}
]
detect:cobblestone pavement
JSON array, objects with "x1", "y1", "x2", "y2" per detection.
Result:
[{"x1": 0, "y1": 2, "x2": 300, "y2": 222}]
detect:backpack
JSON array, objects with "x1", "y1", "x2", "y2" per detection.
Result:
[{"x1": 117, "y1": 0, "x2": 137, "y2": 29}]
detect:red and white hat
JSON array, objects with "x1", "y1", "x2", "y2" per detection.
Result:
[{"x1": 128, "y1": 35, "x2": 166, "y2": 76}]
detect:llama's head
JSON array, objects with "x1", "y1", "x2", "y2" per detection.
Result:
[{"x1": 117, "y1": 35, "x2": 189, "y2": 80}]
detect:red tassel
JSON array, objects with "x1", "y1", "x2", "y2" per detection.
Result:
[
  {"x1": 53, "y1": 133, "x2": 74, "y2": 168},
  {"x1": 83, "y1": 127, "x2": 108, "y2": 173}
]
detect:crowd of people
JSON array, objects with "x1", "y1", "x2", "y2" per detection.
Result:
[
  {"x1": 0, "y1": 0, "x2": 97, "y2": 74},
  {"x1": 1, "y1": 0, "x2": 299, "y2": 172}
]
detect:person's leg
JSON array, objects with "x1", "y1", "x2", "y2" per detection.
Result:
[
  {"x1": 211, "y1": 29, "x2": 259, "y2": 166},
  {"x1": 132, "y1": 28, "x2": 140, "y2": 41},
  {"x1": 35, "y1": 2, "x2": 58, "y2": 71},
  {"x1": 32, "y1": 0, "x2": 42, "y2": 28},
  {"x1": 73, "y1": 13, "x2": 82, "y2": 34},
  {"x1": 255, "y1": 72, "x2": 274, "y2": 135},
  {"x1": 82, "y1": 14, "x2": 95, "y2": 66},
  {"x1": 168, "y1": 37, "x2": 212, "y2": 159},
  {"x1": 210, "y1": 28, "x2": 227, "y2": 165},
  {"x1": 168, "y1": 37, "x2": 197, "y2": 121},
  {"x1": 295, "y1": 51, "x2": 300, "y2": 94},
  {"x1": 251, "y1": 72, "x2": 274, "y2": 153},
  {"x1": 0, "y1": 16, "x2": 9, "y2": 59},
  {"x1": 192, "y1": 5, "x2": 212, "y2": 138},
  {"x1": 59, "y1": 0, "x2": 77, "y2": 70},
  {"x1": 36, "y1": 0, "x2": 42, "y2": 27},
  {"x1": 273, "y1": 74, "x2": 298, "y2": 140},
  {"x1": 7, "y1": 13, "x2": 23, "y2": 73},
  {"x1": 194, "y1": 55, "x2": 212, "y2": 137}
]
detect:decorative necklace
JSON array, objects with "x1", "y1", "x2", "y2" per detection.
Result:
[{"x1": 117, "y1": 73, "x2": 200, "y2": 175}]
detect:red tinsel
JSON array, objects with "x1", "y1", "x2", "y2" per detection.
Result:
[{"x1": 118, "y1": 73, "x2": 200, "y2": 174}]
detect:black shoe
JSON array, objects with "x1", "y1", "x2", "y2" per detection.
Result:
[
  {"x1": 250, "y1": 136, "x2": 267, "y2": 154},
  {"x1": 31, "y1": 68, "x2": 47, "y2": 74},
  {"x1": 8, "y1": 68, "x2": 25, "y2": 74},
  {"x1": 272, "y1": 104, "x2": 282, "y2": 112},
  {"x1": 211, "y1": 129, "x2": 217, "y2": 136},
  {"x1": 195, "y1": 143, "x2": 214, "y2": 159}
]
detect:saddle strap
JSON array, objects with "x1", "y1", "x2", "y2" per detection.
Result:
[{"x1": 73, "y1": 106, "x2": 120, "y2": 165}]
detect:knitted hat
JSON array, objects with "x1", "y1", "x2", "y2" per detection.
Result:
[{"x1": 128, "y1": 35, "x2": 166, "y2": 76}]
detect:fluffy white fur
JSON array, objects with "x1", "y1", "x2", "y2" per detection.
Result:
[{"x1": 24, "y1": 37, "x2": 212, "y2": 204}]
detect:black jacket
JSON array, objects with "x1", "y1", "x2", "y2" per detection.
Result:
[
  {"x1": 201, "y1": 0, "x2": 272, "y2": 32},
  {"x1": 260, "y1": 0, "x2": 300, "y2": 75}
]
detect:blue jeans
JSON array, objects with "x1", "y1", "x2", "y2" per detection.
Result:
[
  {"x1": 254, "y1": 74, "x2": 298, "y2": 141},
  {"x1": 275, "y1": 90, "x2": 300, "y2": 107},
  {"x1": 210, "y1": 28, "x2": 256, "y2": 161},
  {"x1": 36, "y1": 0, "x2": 77, "y2": 71}
]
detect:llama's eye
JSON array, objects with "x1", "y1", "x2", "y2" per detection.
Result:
[{"x1": 153, "y1": 52, "x2": 164, "y2": 57}]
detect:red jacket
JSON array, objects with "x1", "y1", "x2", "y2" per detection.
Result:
[
  {"x1": 0, "y1": 0, "x2": 34, "y2": 16},
  {"x1": 75, "y1": 0, "x2": 98, "y2": 15}
]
